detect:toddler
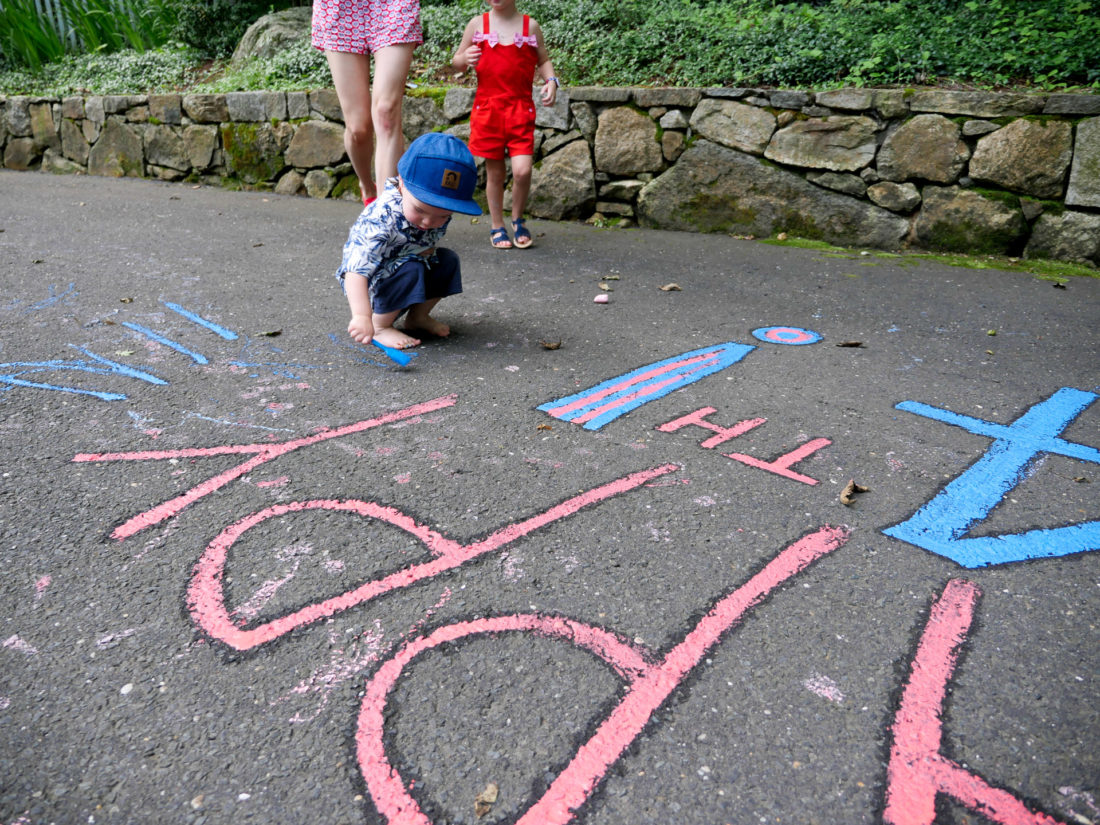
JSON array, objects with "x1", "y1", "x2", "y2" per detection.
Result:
[
  {"x1": 336, "y1": 132, "x2": 483, "y2": 350},
  {"x1": 453, "y1": 0, "x2": 559, "y2": 249}
]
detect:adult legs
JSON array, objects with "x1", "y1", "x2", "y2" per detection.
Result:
[
  {"x1": 371, "y1": 43, "x2": 417, "y2": 186},
  {"x1": 326, "y1": 50, "x2": 375, "y2": 201}
]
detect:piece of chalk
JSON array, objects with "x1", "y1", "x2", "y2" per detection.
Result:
[
  {"x1": 372, "y1": 339, "x2": 413, "y2": 365},
  {"x1": 593, "y1": 294, "x2": 609, "y2": 304}
]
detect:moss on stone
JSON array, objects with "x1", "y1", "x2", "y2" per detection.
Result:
[
  {"x1": 408, "y1": 86, "x2": 447, "y2": 107},
  {"x1": 220, "y1": 122, "x2": 283, "y2": 183},
  {"x1": 970, "y1": 187, "x2": 1020, "y2": 208},
  {"x1": 922, "y1": 219, "x2": 1017, "y2": 255},
  {"x1": 778, "y1": 209, "x2": 824, "y2": 240},
  {"x1": 330, "y1": 172, "x2": 359, "y2": 200},
  {"x1": 680, "y1": 192, "x2": 755, "y2": 233}
]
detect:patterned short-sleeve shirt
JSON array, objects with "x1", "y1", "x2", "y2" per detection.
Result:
[{"x1": 336, "y1": 177, "x2": 450, "y2": 295}]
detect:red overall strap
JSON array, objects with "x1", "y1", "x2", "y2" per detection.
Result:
[
  {"x1": 483, "y1": 12, "x2": 490, "y2": 35},
  {"x1": 523, "y1": 14, "x2": 529, "y2": 37}
]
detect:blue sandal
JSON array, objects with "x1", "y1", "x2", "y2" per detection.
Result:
[
  {"x1": 512, "y1": 218, "x2": 533, "y2": 249},
  {"x1": 490, "y1": 226, "x2": 512, "y2": 249}
]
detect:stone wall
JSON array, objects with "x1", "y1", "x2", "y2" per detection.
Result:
[{"x1": 3, "y1": 86, "x2": 1099, "y2": 266}]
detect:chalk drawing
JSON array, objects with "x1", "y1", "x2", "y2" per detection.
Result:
[
  {"x1": 24, "y1": 283, "x2": 77, "y2": 312},
  {"x1": 883, "y1": 388, "x2": 1100, "y2": 567},
  {"x1": 121, "y1": 321, "x2": 210, "y2": 365},
  {"x1": 1, "y1": 301, "x2": 239, "y2": 400},
  {"x1": 884, "y1": 579, "x2": 1066, "y2": 825},
  {"x1": 0, "y1": 348, "x2": 166, "y2": 401},
  {"x1": 751, "y1": 326, "x2": 823, "y2": 345},
  {"x1": 657, "y1": 406, "x2": 831, "y2": 485},
  {"x1": 538, "y1": 343, "x2": 755, "y2": 430},
  {"x1": 187, "y1": 463, "x2": 679, "y2": 651},
  {"x1": 163, "y1": 302, "x2": 239, "y2": 340},
  {"x1": 356, "y1": 525, "x2": 850, "y2": 825},
  {"x1": 724, "y1": 437, "x2": 832, "y2": 485},
  {"x1": 73, "y1": 395, "x2": 459, "y2": 540}
]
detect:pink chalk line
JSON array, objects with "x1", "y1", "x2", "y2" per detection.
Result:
[
  {"x1": 884, "y1": 578, "x2": 1066, "y2": 825},
  {"x1": 71, "y1": 395, "x2": 458, "y2": 540},
  {"x1": 280, "y1": 588, "x2": 453, "y2": 723},
  {"x1": 356, "y1": 524, "x2": 851, "y2": 825},
  {"x1": 187, "y1": 463, "x2": 680, "y2": 651}
]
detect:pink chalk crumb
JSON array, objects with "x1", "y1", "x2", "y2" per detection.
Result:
[{"x1": 594, "y1": 294, "x2": 609, "y2": 303}]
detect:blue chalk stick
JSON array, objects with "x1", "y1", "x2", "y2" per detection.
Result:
[{"x1": 372, "y1": 339, "x2": 413, "y2": 365}]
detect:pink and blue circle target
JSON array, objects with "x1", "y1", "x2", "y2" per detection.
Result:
[{"x1": 751, "y1": 326, "x2": 822, "y2": 346}]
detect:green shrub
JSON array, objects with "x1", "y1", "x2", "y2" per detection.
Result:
[
  {"x1": 0, "y1": 45, "x2": 202, "y2": 95},
  {"x1": 3, "y1": 0, "x2": 1098, "y2": 93},
  {"x1": 171, "y1": 0, "x2": 298, "y2": 58}
]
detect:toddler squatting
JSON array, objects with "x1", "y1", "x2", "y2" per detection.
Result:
[{"x1": 336, "y1": 133, "x2": 483, "y2": 350}]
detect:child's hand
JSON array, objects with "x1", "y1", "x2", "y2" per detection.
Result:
[
  {"x1": 541, "y1": 81, "x2": 557, "y2": 106},
  {"x1": 463, "y1": 44, "x2": 481, "y2": 69},
  {"x1": 348, "y1": 314, "x2": 374, "y2": 344}
]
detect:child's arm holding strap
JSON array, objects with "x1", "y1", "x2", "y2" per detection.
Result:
[{"x1": 452, "y1": 17, "x2": 482, "y2": 72}]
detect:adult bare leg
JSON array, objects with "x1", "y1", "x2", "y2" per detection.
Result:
[
  {"x1": 371, "y1": 43, "x2": 417, "y2": 186},
  {"x1": 326, "y1": 50, "x2": 376, "y2": 202}
]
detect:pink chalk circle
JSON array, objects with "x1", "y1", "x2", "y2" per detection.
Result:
[
  {"x1": 751, "y1": 326, "x2": 822, "y2": 345},
  {"x1": 594, "y1": 294, "x2": 609, "y2": 304}
]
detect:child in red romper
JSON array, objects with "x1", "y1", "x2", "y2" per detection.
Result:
[{"x1": 453, "y1": 0, "x2": 559, "y2": 249}]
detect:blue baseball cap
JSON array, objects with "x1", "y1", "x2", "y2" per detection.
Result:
[{"x1": 398, "y1": 133, "x2": 483, "y2": 216}]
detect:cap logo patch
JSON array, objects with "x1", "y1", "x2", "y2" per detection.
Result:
[{"x1": 441, "y1": 168, "x2": 461, "y2": 190}]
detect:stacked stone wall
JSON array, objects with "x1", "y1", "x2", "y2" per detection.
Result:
[{"x1": 3, "y1": 86, "x2": 1098, "y2": 265}]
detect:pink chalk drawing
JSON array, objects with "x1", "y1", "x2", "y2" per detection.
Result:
[
  {"x1": 186, "y1": 463, "x2": 680, "y2": 651},
  {"x1": 34, "y1": 575, "x2": 51, "y2": 600},
  {"x1": 280, "y1": 588, "x2": 453, "y2": 723},
  {"x1": 2, "y1": 635, "x2": 38, "y2": 656},
  {"x1": 356, "y1": 525, "x2": 851, "y2": 825},
  {"x1": 72, "y1": 395, "x2": 459, "y2": 541},
  {"x1": 884, "y1": 579, "x2": 1067, "y2": 825},
  {"x1": 255, "y1": 476, "x2": 290, "y2": 488},
  {"x1": 804, "y1": 673, "x2": 845, "y2": 703},
  {"x1": 656, "y1": 406, "x2": 831, "y2": 485}
]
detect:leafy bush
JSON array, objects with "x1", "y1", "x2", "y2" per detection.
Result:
[
  {"x1": 0, "y1": 45, "x2": 202, "y2": 95},
  {"x1": 170, "y1": 0, "x2": 299, "y2": 58},
  {"x1": 3, "y1": 0, "x2": 1097, "y2": 93},
  {"x1": 193, "y1": 39, "x2": 331, "y2": 92},
  {"x1": 0, "y1": 0, "x2": 176, "y2": 72}
]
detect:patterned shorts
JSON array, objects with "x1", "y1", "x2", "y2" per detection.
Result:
[{"x1": 311, "y1": 0, "x2": 423, "y2": 55}]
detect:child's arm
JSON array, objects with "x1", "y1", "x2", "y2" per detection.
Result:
[
  {"x1": 531, "y1": 19, "x2": 559, "y2": 106},
  {"x1": 344, "y1": 274, "x2": 374, "y2": 344},
  {"x1": 452, "y1": 18, "x2": 482, "y2": 72}
]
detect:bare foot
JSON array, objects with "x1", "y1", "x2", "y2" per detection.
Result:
[
  {"x1": 372, "y1": 326, "x2": 421, "y2": 349},
  {"x1": 404, "y1": 312, "x2": 450, "y2": 338}
]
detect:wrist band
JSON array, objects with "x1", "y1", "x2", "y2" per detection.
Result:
[{"x1": 546, "y1": 76, "x2": 561, "y2": 88}]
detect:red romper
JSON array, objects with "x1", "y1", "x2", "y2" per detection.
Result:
[{"x1": 467, "y1": 14, "x2": 540, "y2": 160}]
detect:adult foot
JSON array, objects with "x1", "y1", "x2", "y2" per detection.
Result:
[{"x1": 372, "y1": 326, "x2": 421, "y2": 349}]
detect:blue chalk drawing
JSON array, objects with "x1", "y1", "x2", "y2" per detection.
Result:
[
  {"x1": 163, "y1": 302, "x2": 239, "y2": 340},
  {"x1": 0, "y1": 348, "x2": 167, "y2": 401},
  {"x1": 751, "y1": 326, "x2": 823, "y2": 346},
  {"x1": 883, "y1": 387, "x2": 1100, "y2": 567},
  {"x1": 122, "y1": 322, "x2": 209, "y2": 365},
  {"x1": 538, "y1": 342, "x2": 755, "y2": 431}
]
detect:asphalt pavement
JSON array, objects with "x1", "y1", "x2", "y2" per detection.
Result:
[{"x1": 1, "y1": 170, "x2": 1098, "y2": 825}]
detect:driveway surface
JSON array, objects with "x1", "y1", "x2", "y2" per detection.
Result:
[{"x1": 1, "y1": 170, "x2": 1098, "y2": 825}]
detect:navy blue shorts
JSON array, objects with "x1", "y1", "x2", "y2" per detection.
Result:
[{"x1": 371, "y1": 247, "x2": 462, "y2": 315}]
